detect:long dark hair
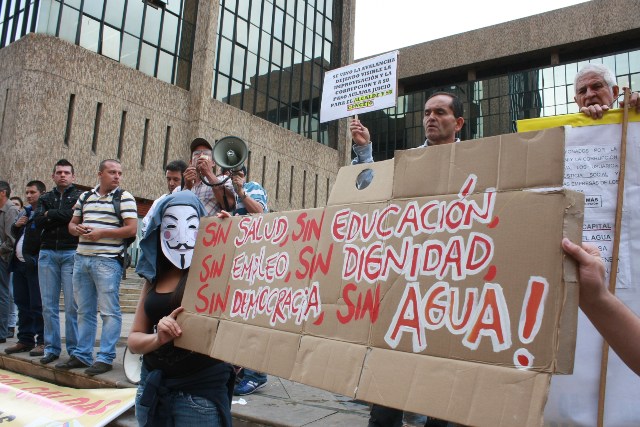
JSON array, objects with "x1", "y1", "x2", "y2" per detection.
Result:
[{"x1": 151, "y1": 239, "x2": 190, "y2": 308}]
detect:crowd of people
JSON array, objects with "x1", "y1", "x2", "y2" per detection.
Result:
[{"x1": 0, "y1": 64, "x2": 639, "y2": 426}]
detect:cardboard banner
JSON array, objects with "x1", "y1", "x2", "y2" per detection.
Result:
[
  {"x1": 0, "y1": 369, "x2": 135, "y2": 426},
  {"x1": 320, "y1": 51, "x2": 398, "y2": 123},
  {"x1": 518, "y1": 112, "x2": 640, "y2": 426},
  {"x1": 178, "y1": 128, "x2": 583, "y2": 427}
]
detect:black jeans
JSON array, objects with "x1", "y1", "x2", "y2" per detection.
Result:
[{"x1": 368, "y1": 404, "x2": 449, "y2": 427}]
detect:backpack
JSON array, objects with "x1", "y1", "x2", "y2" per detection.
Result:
[{"x1": 79, "y1": 188, "x2": 137, "y2": 249}]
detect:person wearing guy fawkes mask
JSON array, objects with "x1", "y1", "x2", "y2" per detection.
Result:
[{"x1": 129, "y1": 191, "x2": 235, "y2": 427}]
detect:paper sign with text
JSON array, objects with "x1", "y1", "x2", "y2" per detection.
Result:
[
  {"x1": 0, "y1": 369, "x2": 135, "y2": 426},
  {"x1": 320, "y1": 51, "x2": 398, "y2": 123},
  {"x1": 178, "y1": 128, "x2": 583, "y2": 427},
  {"x1": 518, "y1": 112, "x2": 640, "y2": 427}
]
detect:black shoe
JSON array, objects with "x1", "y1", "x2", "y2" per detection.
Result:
[
  {"x1": 55, "y1": 356, "x2": 89, "y2": 370},
  {"x1": 85, "y1": 362, "x2": 113, "y2": 376},
  {"x1": 40, "y1": 354, "x2": 59, "y2": 365},
  {"x1": 0, "y1": 339, "x2": 5, "y2": 344}
]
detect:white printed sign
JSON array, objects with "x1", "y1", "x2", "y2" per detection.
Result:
[
  {"x1": 518, "y1": 113, "x2": 640, "y2": 426},
  {"x1": 563, "y1": 124, "x2": 640, "y2": 289},
  {"x1": 320, "y1": 51, "x2": 398, "y2": 123}
]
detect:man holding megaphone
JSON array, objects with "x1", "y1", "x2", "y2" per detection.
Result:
[{"x1": 183, "y1": 137, "x2": 236, "y2": 216}]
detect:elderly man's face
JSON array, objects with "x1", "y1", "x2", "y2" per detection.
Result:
[{"x1": 574, "y1": 72, "x2": 618, "y2": 109}]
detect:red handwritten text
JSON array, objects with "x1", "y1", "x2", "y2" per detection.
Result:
[
  {"x1": 385, "y1": 281, "x2": 514, "y2": 353},
  {"x1": 232, "y1": 247, "x2": 289, "y2": 285},
  {"x1": 234, "y1": 216, "x2": 289, "y2": 247},
  {"x1": 230, "y1": 282, "x2": 322, "y2": 326},
  {"x1": 343, "y1": 233, "x2": 493, "y2": 283},
  {"x1": 332, "y1": 175, "x2": 495, "y2": 242}
]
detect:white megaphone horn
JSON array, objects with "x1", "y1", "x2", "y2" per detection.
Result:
[{"x1": 212, "y1": 136, "x2": 248, "y2": 171}]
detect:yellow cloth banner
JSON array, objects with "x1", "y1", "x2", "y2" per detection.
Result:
[
  {"x1": 0, "y1": 369, "x2": 135, "y2": 426},
  {"x1": 517, "y1": 109, "x2": 640, "y2": 131}
]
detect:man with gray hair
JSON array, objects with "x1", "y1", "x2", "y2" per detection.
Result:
[{"x1": 574, "y1": 63, "x2": 640, "y2": 119}]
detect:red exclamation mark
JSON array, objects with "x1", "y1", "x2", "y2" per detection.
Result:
[
  {"x1": 514, "y1": 277, "x2": 549, "y2": 369},
  {"x1": 519, "y1": 277, "x2": 549, "y2": 344}
]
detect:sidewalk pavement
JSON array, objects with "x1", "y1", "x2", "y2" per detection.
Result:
[{"x1": 0, "y1": 311, "x2": 430, "y2": 426}]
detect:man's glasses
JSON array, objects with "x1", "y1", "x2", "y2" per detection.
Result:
[{"x1": 192, "y1": 150, "x2": 212, "y2": 158}]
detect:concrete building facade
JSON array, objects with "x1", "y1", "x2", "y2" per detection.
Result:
[{"x1": 0, "y1": 0, "x2": 356, "y2": 213}]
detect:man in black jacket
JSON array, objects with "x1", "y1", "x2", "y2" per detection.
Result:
[
  {"x1": 6, "y1": 180, "x2": 46, "y2": 355},
  {"x1": 34, "y1": 160, "x2": 82, "y2": 365}
]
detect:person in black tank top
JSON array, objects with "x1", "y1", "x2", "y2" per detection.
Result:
[{"x1": 127, "y1": 191, "x2": 234, "y2": 427}]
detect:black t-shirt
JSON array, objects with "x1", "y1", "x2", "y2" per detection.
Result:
[{"x1": 143, "y1": 286, "x2": 219, "y2": 378}]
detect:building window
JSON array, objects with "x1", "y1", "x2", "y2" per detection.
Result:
[
  {"x1": 213, "y1": 0, "x2": 341, "y2": 146},
  {"x1": 0, "y1": 0, "x2": 197, "y2": 90},
  {"x1": 361, "y1": 49, "x2": 640, "y2": 161}
]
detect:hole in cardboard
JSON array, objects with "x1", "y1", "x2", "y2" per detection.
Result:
[{"x1": 356, "y1": 169, "x2": 374, "y2": 190}]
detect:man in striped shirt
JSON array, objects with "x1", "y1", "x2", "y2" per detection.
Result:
[{"x1": 64, "y1": 159, "x2": 138, "y2": 376}]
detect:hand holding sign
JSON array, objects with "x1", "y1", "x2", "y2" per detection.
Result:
[{"x1": 349, "y1": 118, "x2": 371, "y2": 146}]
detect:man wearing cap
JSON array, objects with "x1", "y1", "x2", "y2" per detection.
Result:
[{"x1": 183, "y1": 138, "x2": 236, "y2": 216}]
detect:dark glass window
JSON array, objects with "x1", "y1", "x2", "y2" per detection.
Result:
[
  {"x1": 213, "y1": 0, "x2": 341, "y2": 147},
  {"x1": 0, "y1": 0, "x2": 197, "y2": 90},
  {"x1": 360, "y1": 49, "x2": 640, "y2": 161}
]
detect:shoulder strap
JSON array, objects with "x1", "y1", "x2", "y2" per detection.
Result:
[
  {"x1": 112, "y1": 188, "x2": 123, "y2": 225},
  {"x1": 78, "y1": 191, "x2": 91, "y2": 220}
]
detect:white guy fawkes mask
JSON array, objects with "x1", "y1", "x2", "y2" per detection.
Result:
[{"x1": 160, "y1": 205, "x2": 200, "y2": 269}]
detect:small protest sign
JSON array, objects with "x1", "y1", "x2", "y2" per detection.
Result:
[{"x1": 320, "y1": 51, "x2": 398, "y2": 123}]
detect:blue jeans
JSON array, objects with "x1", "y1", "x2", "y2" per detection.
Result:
[
  {"x1": 243, "y1": 369, "x2": 267, "y2": 383},
  {"x1": 39, "y1": 249, "x2": 78, "y2": 357},
  {"x1": 0, "y1": 258, "x2": 10, "y2": 339},
  {"x1": 72, "y1": 254, "x2": 122, "y2": 366},
  {"x1": 11, "y1": 255, "x2": 44, "y2": 346},
  {"x1": 135, "y1": 365, "x2": 223, "y2": 426}
]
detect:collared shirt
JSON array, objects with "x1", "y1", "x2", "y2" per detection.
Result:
[
  {"x1": 73, "y1": 186, "x2": 137, "y2": 257},
  {"x1": 191, "y1": 177, "x2": 234, "y2": 216},
  {"x1": 234, "y1": 181, "x2": 268, "y2": 215}
]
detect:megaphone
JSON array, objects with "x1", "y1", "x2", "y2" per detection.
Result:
[{"x1": 213, "y1": 136, "x2": 248, "y2": 171}]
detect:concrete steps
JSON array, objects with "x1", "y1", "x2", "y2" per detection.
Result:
[{"x1": 59, "y1": 268, "x2": 144, "y2": 314}]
